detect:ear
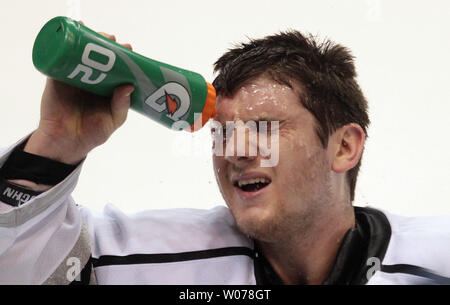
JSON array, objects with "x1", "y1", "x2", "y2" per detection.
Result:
[{"x1": 330, "y1": 123, "x2": 366, "y2": 174}]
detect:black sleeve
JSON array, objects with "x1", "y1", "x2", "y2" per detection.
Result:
[
  {"x1": 0, "y1": 139, "x2": 81, "y2": 206},
  {"x1": 0, "y1": 139, "x2": 80, "y2": 186}
]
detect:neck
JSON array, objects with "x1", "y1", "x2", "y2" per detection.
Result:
[{"x1": 258, "y1": 204, "x2": 355, "y2": 285}]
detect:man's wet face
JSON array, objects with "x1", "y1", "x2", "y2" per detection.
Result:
[{"x1": 212, "y1": 76, "x2": 333, "y2": 242}]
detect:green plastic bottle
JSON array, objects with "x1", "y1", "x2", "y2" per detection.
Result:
[{"x1": 32, "y1": 16, "x2": 216, "y2": 131}]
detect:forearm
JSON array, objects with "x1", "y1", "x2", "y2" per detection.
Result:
[
  {"x1": 24, "y1": 129, "x2": 88, "y2": 165},
  {"x1": 6, "y1": 179, "x2": 53, "y2": 192}
]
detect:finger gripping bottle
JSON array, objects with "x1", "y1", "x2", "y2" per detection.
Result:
[{"x1": 32, "y1": 16, "x2": 216, "y2": 132}]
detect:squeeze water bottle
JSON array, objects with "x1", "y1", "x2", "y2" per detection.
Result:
[{"x1": 32, "y1": 16, "x2": 216, "y2": 131}]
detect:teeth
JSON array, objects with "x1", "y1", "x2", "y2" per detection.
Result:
[{"x1": 237, "y1": 178, "x2": 270, "y2": 187}]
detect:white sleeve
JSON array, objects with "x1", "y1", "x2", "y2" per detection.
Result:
[{"x1": 0, "y1": 136, "x2": 91, "y2": 284}]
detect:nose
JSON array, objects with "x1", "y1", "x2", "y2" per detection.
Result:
[
  {"x1": 225, "y1": 154, "x2": 258, "y2": 169},
  {"x1": 223, "y1": 123, "x2": 258, "y2": 168}
]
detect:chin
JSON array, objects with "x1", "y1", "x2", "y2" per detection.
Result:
[{"x1": 231, "y1": 205, "x2": 279, "y2": 242}]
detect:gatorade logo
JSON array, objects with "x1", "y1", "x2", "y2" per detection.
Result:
[
  {"x1": 144, "y1": 82, "x2": 191, "y2": 121},
  {"x1": 67, "y1": 42, "x2": 192, "y2": 121}
]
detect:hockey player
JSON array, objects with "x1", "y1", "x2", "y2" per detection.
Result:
[{"x1": 0, "y1": 30, "x2": 449, "y2": 285}]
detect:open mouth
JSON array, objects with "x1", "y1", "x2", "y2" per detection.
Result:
[{"x1": 233, "y1": 177, "x2": 271, "y2": 192}]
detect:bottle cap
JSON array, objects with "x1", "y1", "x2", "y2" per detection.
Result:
[{"x1": 186, "y1": 82, "x2": 217, "y2": 132}]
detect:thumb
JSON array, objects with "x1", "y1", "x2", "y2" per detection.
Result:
[{"x1": 111, "y1": 85, "x2": 134, "y2": 128}]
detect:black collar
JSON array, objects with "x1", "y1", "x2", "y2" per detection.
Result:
[{"x1": 253, "y1": 206, "x2": 392, "y2": 285}]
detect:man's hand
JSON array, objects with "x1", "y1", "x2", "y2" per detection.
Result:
[{"x1": 25, "y1": 32, "x2": 134, "y2": 165}]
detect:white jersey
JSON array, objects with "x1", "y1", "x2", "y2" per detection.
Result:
[{"x1": 1, "y1": 137, "x2": 450, "y2": 285}]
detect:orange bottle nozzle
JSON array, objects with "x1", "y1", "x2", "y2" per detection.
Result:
[{"x1": 186, "y1": 82, "x2": 217, "y2": 132}]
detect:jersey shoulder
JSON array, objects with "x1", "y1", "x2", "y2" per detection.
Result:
[
  {"x1": 373, "y1": 208, "x2": 450, "y2": 283},
  {"x1": 81, "y1": 204, "x2": 252, "y2": 258}
]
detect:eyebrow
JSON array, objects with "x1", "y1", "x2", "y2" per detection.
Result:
[
  {"x1": 242, "y1": 117, "x2": 282, "y2": 124},
  {"x1": 253, "y1": 117, "x2": 276, "y2": 122},
  {"x1": 210, "y1": 119, "x2": 282, "y2": 132},
  {"x1": 213, "y1": 116, "x2": 279, "y2": 123}
]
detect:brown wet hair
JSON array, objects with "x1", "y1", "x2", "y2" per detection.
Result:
[{"x1": 213, "y1": 30, "x2": 370, "y2": 203}]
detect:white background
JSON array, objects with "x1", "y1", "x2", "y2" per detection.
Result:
[{"x1": 0, "y1": 0, "x2": 449, "y2": 216}]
